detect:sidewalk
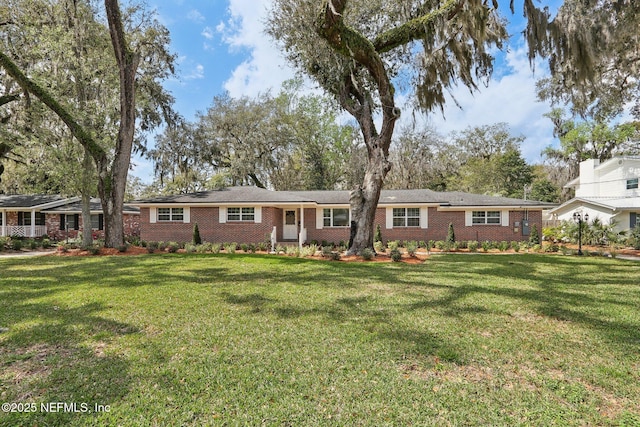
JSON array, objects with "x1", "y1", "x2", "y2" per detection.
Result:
[{"x1": 0, "y1": 250, "x2": 56, "y2": 258}]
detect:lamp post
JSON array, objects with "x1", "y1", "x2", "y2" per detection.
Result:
[{"x1": 573, "y1": 212, "x2": 589, "y2": 255}]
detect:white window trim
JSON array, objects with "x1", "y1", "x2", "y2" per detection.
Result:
[
  {"x1": 322, "y1": 207, "x2": 350, "y2": 228},
  {"x1": 470, "y1": 210, "x2": 503, "y2": 225},
  {"x1": 386, "y1": 206, "x2": 427, "y2": 229}
]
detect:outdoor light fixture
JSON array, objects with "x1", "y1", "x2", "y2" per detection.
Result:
[{"x1": 572, "y1": 212, "x2": 589, "y2": 255}]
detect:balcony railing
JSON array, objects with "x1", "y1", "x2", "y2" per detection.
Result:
[{"x1": 2, "y1": 225, "x2": 47, "y2": 238}]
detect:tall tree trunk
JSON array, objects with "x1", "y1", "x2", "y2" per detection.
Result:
[
  {"x1": 103, "y1": 0, "x2": 138, "y2": 247},
  {"x1": 81, "y1": 149, "x2": 93, "y2": 247}
]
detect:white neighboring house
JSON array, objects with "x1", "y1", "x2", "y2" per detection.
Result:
[{"x1": 548, "y1": 156, "x2": 640, "y2": 233}]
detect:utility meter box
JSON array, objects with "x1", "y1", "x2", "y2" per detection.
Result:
[{"x1": 522, "y1": 219, "x2": 530, "y2": 236}]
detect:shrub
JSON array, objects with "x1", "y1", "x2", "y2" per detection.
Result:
[
  {"x1": 511, "y1": 241, "x2": 521, "y2": 253},
  {"x1": 11, "y1": 239, "x2": 23, "y2": 251},
  {"x1": 0, "y1": 236, "x2": 9, "y2": 251},
  {"x1": 329, "y1": 251, "x2": 341, "y2": 261},
  {"x1": 435, "y1": 241, "x2": 445, "y2": 250},
  {"x1": 529, "y1": 224, "x2": 540, "y2": 245},
  {"x1": 158, "y1": 241, "x2": 168, "y2": 251},
  {"x1": 387, "y1": 240, "x2": 399, "y2": 251},
  {"x1": 285, "y1": 245, "x2": 300, "y2": 257},
  {"x1": 405, "y1": 241, "x2": 418, "y2": 257},
  {"x1": 361, "y1": 247, "x2": 375, "y2": 260},
  {"x1": 41, "y1": 238, "x2": 52, "y2": 249},
  {"x1": 211, "y1": 243, "x2": 222, "y2": 254},
  {"x1": 57, "y1": 242, "x2": 69, "y2": 253},
  {"x1": 390, "y1": 248, "x2": 402, "y2": 262},
  {"x1": 167, "y1": 242, "x2": 180, "y2": 253},
  {"x1": 117, "y1": 244, "x2": 128, "y2": 253},
  {"x1": 468, "y1": 240, "x2": 479, "y2": 252},
  {"x1": 629, "y1": 225, "x2": 640, "y2": 250},
  {"x1": 481, "y1": 241, "x2": 491, "y2": 252},
  {"x1": 224, "y1": 243, "x2": 237, "y2": 254},
  {"x1": 147, "y1": 241, "x2": 159, "y2": 253},
  {"x1": 192, "y1": 223, "x2": 202, "y2": 245},
  {"x1": 300, "y1": 244, "x2": 318, "y2": 257},
  {"x1": 185, "y1": 243, "x2": 197, "y2": 253},
  {"x1": 27, "y1": 239, "x2": 38, "y2": 250},
  {"x1": 373, "y1": 240, "x2": 385, "y2": 254},
  {"x1": 374, "y1": 224, "x2": 382, "y2": 243},
  {"x1": 447, "y1": 223, "x2": 456, "y2": 243},
  {"x1": 498, "y1": 241, "x2": 510, "y2": 252},
  {"x1": 321, "y1": 246, "x2": 334, "y2": 257},
  {"x1": 240, "y1": 243, "x2": 250, "y2": 253},
  {"x1": 88, "y1": 245, "x2": 100, "y2": 255},
  {"x1": 256, "y1": 241, "x2": 269, "y2": 252}
]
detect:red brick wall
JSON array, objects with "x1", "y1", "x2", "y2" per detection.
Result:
[
  {"x1": 137, "y1": 205, "x2": 543, "y2": 245},
  {"x1": 44, "y1": 213, "x2": 140, "y2": 240},
  {"x1": 139, "y1": 207, "x2": 277, "y2": 244}
]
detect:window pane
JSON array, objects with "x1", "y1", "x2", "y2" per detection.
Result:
[
  {"x1": 242, "y1": 207, "x2": 255, "y2": 221},
  {"x1": 91, "y1": 214, "x2": 100, "y2": 229},
  {"x1": 472, "y1": 211, "x2": 485, "y2": 224},
  {"x1": 407, "y1": 208, "x2": 420, "y2": 218},
  {"x1": 407, "y1": 217, "x2": 420, "y2": 227},
  {"x1": 333, "y1": 209, "x2": 349, "y2": 227},
  {"x1": 171, "y1": 208, "x2": 184, "y2": 221},
  {"x1": 393, "y1": 208, "x2": 405, "y2": 218},
  {"x1": 487, "y1": 211, "x2": 501, "y2": 224},
  {"x1": 393, "y1": 218, "x2": 406, "y2": 227},
  {"x1": 36, "y1": 212, "x2": 46, "y2": 226},
  {"x1": 227, "y1": 207, "x2": 240, "y2": 221},
  {"x1": 158, "y1": 208, "x2": 170, "y2": 221},
  {"x1": 627, "y1": 178, "x2": 639, "y2": 189}
]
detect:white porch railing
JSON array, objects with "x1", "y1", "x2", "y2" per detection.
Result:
[{"x1": 3, "y1": 225, "x2": 47, "y2": 238}]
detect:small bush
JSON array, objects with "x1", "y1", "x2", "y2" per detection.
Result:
[
  {"x1": 147, "y1": 241, "x2": 159, "y2": 253},
  {"x1": 224, "y1": 243, "x2": 237, "y2": 254},
  {"x1": 42, "y1": 238, "x2": 52, "y2": 249},
  {"x1": 88, "y1": 245, "x2": 100, "y2": 255},
  {"x1": 511, "y1": 241, "x2": 521, "y2": 253},
  {"x1": 211, "y1": 243, "x2": 222, "y2": 254},
  {"x1": 373, "y1": 240, "x2": 385, "y2": 254},
  {"x1": 11, "y1": 239, "x2": 23, "y2": 251},
  {"x1": 158, "y1": 241, "x2": 168, "y2": 251},
  {"x1": 192, "y1": 223, "x2": 202, "y2": 245},
  {"x1": 390, "y1": 248, "x2": 402, "y2": 262},
  {"x1": 361, "y1": 247, "x2": 375, "y2": 260},
  {"x1": 481, "y1": 241, "x2": 491, "y2": 252},
  {"x1": 185, "y1": 243, "x2": 197, "y2": 253},
  {"x1": 374, "y1": 224, "x2": 382, "y2": 243},
  {"x1": 57, "y1": 242, "x2": 69, "y2": 253},
  {"x1": 117, "y1": 244, "x2": 128, "y2": 253},
  {"x1": 240, "y1": 243, "x2": 249, "y2": 253},
  {"x1": 405, "y1": 240, "x2": 418, "y2": 257},
  {"x1": 529, "y1": 224, "x2": 540, "y2": 245},
  {"x1": 498, "y1": 241, "x2": 510, "y2": 252},
  {"x1": 256, "y1": 242, "x2": 268, "y2": 252},
  {"x1": 167, "y1": 242, "x2": 180, "y2": 253},
  {"x1": 447, "y1": 223, "x2": 456, "y2": 243},
  {"x1": 28, "y1": 239, "x2": 38, "y2": 250},
  {"x1": 387, "y1": 240, "x2": 399, "y2": 251},
  {"x1": 468, "y1": 240, "x2": 479, "y2": 252},
  {"x1": 329, "y1": 251, "x2": 341, "y2": 261}
]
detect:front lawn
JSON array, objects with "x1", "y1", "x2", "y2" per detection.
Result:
[{"x1": 1, "y1": 254, "x2": 639, "y2": 426}]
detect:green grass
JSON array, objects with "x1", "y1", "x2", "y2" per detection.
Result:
[{"x1": 1, "y1": 253, "x2": 639, "y2": 426}]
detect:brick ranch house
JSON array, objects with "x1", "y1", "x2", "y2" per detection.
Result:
[
  {"x1": 131, "y1": 186, "x2": 555, "y2": 246},
  {"x1": 0, "y1": 194, "x2": 140, "y2": 240}
]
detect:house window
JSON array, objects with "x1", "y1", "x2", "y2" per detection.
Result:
[
  {"x1": 227, "y1": 207, "x2": 254, "y2": 221},
  {"x1": 627, "y1": 178, "x2": 639, "y2": 190},
  {"x1": 18, "y1": 212, "x2": 45, "y2": 226},
  {"x1": 157, "y1": 208, "x2": 184, "y2": 221},
  {"x1": 59, "y1": 214, "x2": 79, "y2": 230},
  {"x1": 323, "y1": 208, "x2": 349, "y2": 227},
  {"x1": 393, "y1": 208, "x2": 420, "y2": 227},
  {"x1": 91, "y1": 214, "x2": 104, "y2": 230},
  {"x1": 472, "y1": 211, "x2": 501, "y2": 225}
]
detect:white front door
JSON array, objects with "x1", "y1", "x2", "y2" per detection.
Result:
[{"x1": 283, "y1": 210, "x2": 297, "y2": 240}]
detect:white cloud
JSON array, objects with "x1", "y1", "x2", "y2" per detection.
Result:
[
  {"x1": 219, "y1": 2, "x2": 557, "y2": 162},
  {"x1": 420, "y1": 47, "x2": 557, "y2": 163},
  {"x1": 185, "y1": 64, "x2": 205, "y2": 80},
  {"x1": 201, "y1": 26, "x2": 215, "y2": 40},
  {"x1": 187, "y1": 9, "x2": 205, "y2": 23},
  {"x1": 220, "y1": 0, "x2": 296, "y2": 97}
]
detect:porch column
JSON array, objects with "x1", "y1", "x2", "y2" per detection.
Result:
[
  {"x1": 299, "y1": 205, "x2": 305, "y2": 249},
  {"x1": 1, "y1": 210, "x2": 5, "y2": 237},
  {"x1": 31, "y1": 210, "x2": 36, "y2": 238}
]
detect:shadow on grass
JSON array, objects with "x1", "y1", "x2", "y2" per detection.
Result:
[{"x1": 0, "y1": 261, "x2": 138, "y2": 425}]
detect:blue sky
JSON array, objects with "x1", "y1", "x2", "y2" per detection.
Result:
[{"x1": 134, "y1": 0, "x2": 564, "y2": 182}]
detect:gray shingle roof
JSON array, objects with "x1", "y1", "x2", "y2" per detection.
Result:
[
  {"x1": 132, "y1": 186, "x2": 555, "y2": 208},
  {"x1": 0, "y1": 194, "x2": 69, "y2": 208},
  {"x1": 41, "y1": 198, "x2": 140, "y2": 214}
]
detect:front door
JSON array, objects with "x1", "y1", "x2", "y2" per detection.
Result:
[{"x1": 283, "y1": 210, "x2": 297, "y2": 240}]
